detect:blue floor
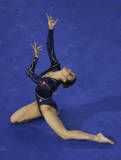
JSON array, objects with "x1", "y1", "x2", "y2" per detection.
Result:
[{"x1": 0, "y1": 0, "x2": 121, "y2": 159}]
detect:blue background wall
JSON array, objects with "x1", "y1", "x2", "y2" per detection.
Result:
[{"x1": 0, "y1": 0, "x2": 121, "y2": 160}]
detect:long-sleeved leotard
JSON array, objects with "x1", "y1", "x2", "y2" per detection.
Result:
[
  {"x1": 26, "y1": 29, "x2": 61, "y2": 115},
  {"x1": 40, "y1": 29, "x2": 61, "y2": 76}
]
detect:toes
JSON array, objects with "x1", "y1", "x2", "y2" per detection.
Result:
[
  {"x1": 101, "y1": 137, "x2": 114, "y2": 144},
  {"x1": 106, "y1": 138, "x2": 115, "y2": 144},
  {"x1": 96, "y1": 133, "x2": 115, "y2": 144}
]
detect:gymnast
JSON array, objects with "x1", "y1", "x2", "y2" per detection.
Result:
[{"x1": 10, "y1": 13, "x2": 114, "y2": 144}]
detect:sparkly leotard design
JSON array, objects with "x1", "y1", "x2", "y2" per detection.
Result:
[{"x1": 26, "y1": 29, "x2": 61, "y2": 115}]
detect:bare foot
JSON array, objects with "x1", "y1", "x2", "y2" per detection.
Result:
[{"x1": 94, "y1": 133, "x2": 115, "y2": 144}]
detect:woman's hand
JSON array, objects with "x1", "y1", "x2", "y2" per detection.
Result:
[
  {"x1": 31, "y1": 42, "x2": 42, "y2": 58},
  {"x1": 45, "y1": 13, "x2": 58, "y2": 30}
]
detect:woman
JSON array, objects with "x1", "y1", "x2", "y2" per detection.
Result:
[{"x1": 10, "y1": 13, "x2": 114, "y2": 144}]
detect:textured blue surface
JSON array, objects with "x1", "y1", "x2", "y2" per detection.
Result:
[{"x1": 0, "y1": 0, "x2": 121, "y2": 159}]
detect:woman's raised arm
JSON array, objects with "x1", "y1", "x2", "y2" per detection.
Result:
[{"x1": 46, "y1": 13, "x2": 60, "y2": 66}]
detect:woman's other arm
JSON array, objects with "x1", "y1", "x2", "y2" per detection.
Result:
[{"x1": 26, "y1": 42, "x2": 42, "y2": 84}]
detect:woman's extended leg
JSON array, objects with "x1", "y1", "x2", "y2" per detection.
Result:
[
  {"x1": 10, "y1": 101, "x2": 42, "y2": 123},
  {"x1": 40, "y1": 105, "x2": 114, "y2": 144}
]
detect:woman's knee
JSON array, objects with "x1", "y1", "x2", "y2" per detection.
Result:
[
  {"x1": 10, "y1": 114, "x2": 18, "y2": 123},
  {"x1": 10, "y1": 112, "x2": 27, "y2": 123},
  {"x1": 10, "y1": 115, "x2": 26, "y2": 123}
]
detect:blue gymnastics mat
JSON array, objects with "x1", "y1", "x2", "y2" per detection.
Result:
[{"x1": 0, "y1": 0, "x2": 121, "y2": 159}]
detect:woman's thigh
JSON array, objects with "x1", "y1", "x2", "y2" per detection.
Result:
[
  {"x1": 40, "y1": 105, "x2": 67, "y2": 137},
  {"x1": 10, "y1": 101, "x2": 42, "y2": 123}
]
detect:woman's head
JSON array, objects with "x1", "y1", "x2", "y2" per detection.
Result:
[{"x1": 61, "y1": 67, "x2": 77, "y2": 88}]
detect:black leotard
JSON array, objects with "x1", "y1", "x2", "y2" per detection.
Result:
[{"x1": 26, "y1": 29, "x2": 61, "y2": 115}]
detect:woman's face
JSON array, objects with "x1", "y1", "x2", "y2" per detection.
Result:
[{"x1": 61, "y1": 67, "x2": 76, "y2": 81}]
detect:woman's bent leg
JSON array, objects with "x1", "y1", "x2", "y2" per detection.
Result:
[
  {"x1": 10, "y1": 101, "x2": 42, "y2": 123},
  {"x1": 40, "y1": 105, "x2": 114, "y2": 144}
]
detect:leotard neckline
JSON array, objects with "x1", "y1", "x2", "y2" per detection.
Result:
[{"x1": 41, "y1": 75, "x2": 61, "y2": 84}]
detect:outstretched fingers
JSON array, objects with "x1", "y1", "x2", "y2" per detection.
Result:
[
  {"x1": 45, "y1": 13, "x2": 58, "y2": 23},
  {"x1": 54, "y1": 19, "x2": 58, "y2": 25},
  {"x1": 30, "y1": 42, "x2": 42, "y2": 50},
  {"x1": 30, "y1": 41, "x2": 36, "y2": 49},
  {"x1": 38, "y1": 45, "x2": 43, "y2": 51},
  {"x1": 45, "y1": 13, "x2": 50, "y2": 20}
]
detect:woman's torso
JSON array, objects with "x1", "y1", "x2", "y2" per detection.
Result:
[{"x1": 35, "y1": 72, "x2": 61, "y2": 99}]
